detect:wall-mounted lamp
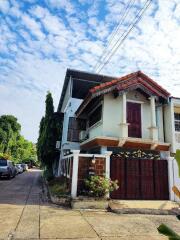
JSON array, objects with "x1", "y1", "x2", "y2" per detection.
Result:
[{"x1": 91, "y1": 155, "x2": 96, "y2": 164}]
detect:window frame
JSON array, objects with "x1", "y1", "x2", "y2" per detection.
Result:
[
  {"x1": 67, "y1": 117, "x2": 86, "y2": 142},
  {"x1": 88, "y1": 103, "x2": 103, "y2": 128},
  {"x1": 174, "y1": 112, "x2": 180, "y2": 132}
]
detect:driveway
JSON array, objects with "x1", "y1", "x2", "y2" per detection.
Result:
[{"x1": 0, "y1": 169, "x2": 179, "y2": 240}]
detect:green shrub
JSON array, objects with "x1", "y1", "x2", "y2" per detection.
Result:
[
  {"x1": 48, "y1": 177, "x2": 70, "y2": 197},
  {"x1": 85, "y1": 176, "x2": 119, "y2": 198}
]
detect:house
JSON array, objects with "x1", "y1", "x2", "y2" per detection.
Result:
[
  {"x1": 164, "y1": 97, "x2": 180, "y2": 153},
  {"x1": 57, "y1": 69, "x2": 117, "y2": 158},
  {"x1": 57, "y1": 69, "x2": 180, "y2": 201}
]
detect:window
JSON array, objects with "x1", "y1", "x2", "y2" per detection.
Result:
[
  {"x1": 0, "y1": 159, "x2": 7, "y2": 166},
  {"x1": 89, "y1": 105, "x2": 102, "y2": 127},
  {"x1": 174, "y1": 113, "x2": 180, "y2": 131},
  {"x1": 67, "y1": 117, "x2": 86, "y2": 142}
]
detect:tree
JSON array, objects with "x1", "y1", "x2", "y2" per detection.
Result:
[
  {"x1": 37, "y1": 92, "x2": 63, "y2": 179},
  {"x1": 0, "y1": 115, "x2": 21, "y2": 154},
  {"x1": 0, "y1": 115, "x2": 37, "y2": 163}
]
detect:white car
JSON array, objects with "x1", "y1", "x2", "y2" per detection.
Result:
[
  {"x1": 15, "y1": 164, "x2": 24, "y2": 174},
  {"x1": 0, "y1": 159, "x2": 16, "y2": 179}
]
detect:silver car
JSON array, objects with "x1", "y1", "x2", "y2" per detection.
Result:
[{"x1": 0, "y1": 159, "x2": 16, "y2": 179}]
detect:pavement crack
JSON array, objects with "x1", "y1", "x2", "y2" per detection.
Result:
[
  {"x1": 80, "y1": 211, "x2": 101, "y2": 239},
  {"x1": 14, "y1": 177, "x2": 35, "y2": 233}
]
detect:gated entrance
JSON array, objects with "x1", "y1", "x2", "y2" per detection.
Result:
[{"x1": 110, "y1": 155, "x2": 169, "y2": 200}]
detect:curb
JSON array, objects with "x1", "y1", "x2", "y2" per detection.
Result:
[
  {"x1": 42, "y1": 177, "x2": 71, "y2": 207},
  {"x1": 109, "y1": 207, "x2": 180, "y2": 215}
]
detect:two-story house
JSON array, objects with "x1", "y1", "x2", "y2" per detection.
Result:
[{"x1": 57, "y1": 69, "x2": 180, "y2": 201}]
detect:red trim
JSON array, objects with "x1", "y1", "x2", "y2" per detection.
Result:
[
  {"x1": 90, "y1": 71, "x2": 170, "y2": 97},
  {"x1": 76, "y1": 71, "x2": 171, "y2": 117}
]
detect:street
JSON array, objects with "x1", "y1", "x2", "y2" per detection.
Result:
[{"x1": 0, "y1": 170, "x2": 179, "y2": 240}]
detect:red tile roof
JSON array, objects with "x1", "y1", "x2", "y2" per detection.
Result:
[
  {"x1": 76, "y1": 71, "x2": 171, "y2": 117},
  {"x1": 89, "y1": 71, "x2": 170, "y2": 97}
]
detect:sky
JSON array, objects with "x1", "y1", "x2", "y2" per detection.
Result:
[{"x1": 0, "y1": 0, "x2": 180, "y2": 142}]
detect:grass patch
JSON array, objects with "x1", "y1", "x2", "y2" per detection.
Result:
[{"x1": 48, "y1": 177, "x2": 70, "y2": 197}]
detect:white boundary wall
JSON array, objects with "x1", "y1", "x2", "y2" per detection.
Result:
[{"x1": 168, "y1": 157, "x2": 180, "y2": 202}]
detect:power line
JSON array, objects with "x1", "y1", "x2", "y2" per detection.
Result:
[
  {"x1": 96, "y1": 0, "x2": 151, "y2": 73},
  {"x1": 93, "y1": 0, "x2": 136, "y2": 71},
  {"x1": 96, "y1": 0, "x2": 152, "y2": 73}
]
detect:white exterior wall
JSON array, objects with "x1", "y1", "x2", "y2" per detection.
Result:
[
  {"x1": 103, "y1": 94, "x2": 122, "y2": 138},
  {"x1": 172, "y1": 98, "x2": 180, "y2": 151},
  {"x1": 164, "y1": 103, "x2": 174, "y2": 152},
  {"x1": 156, "y1": 106, "x2": 164, "y2": 142},
  {"x1": 58, "y1": 76, "x2": 82, "y2": 176},
  {"x1": 89, "y1": 123, "x2": 103, "y2": 139},
  {"x1": 164, "y1": 98, "x2": 180, "y2": 153},
  {"x1": 89, "y1": 90, "x2": 165, "y2": 141},
  {"x1": 61, "y1": 79, "x2": 72, "y2": 112},
  {"x1": 61, "y1": 97, "x2": 82, "y2": 151}
]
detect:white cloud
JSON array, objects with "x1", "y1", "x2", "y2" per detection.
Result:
[
  {"x1": 46, "y1": 0, "x2": 75, "y2": 15},
  {"x1": 0, "y1": 0, "x2": 180, "y2": 142},
  {"x1": 21, "y1": 14, "x2": 45, "y2": 40},
  {"x1": 0, "y1": 0, "x2": 10, "y2": 13}
]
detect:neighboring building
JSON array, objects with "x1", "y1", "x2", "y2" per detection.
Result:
[
  {"x1": 57, "y1": 69, "x2": 180, "y2": 201},
  {"x1": 57, "y1": 69, "x2": 117, "y2": 159},
  {"x1": 164, "y1": 97, "x2": 180, "y2": 153}
]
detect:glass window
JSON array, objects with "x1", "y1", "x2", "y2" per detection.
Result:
[
  {"x1": 0, "y1": 159, "x2": 7, "y2": 166},
  {"x1": 174, "y1": 113, "x2": 180, "y2": 131},
  {"x1": 89, "y1": 105, "x2": 102, "y2": 127},
  {"x1": 67, "y1": 118, "x2": 86, "y2": 142}
]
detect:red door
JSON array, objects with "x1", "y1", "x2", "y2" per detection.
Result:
[{"x1": 127, "y1": 102, "x2": 141, "y2": 138}]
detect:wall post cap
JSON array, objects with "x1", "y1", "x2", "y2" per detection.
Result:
[
  {"x1": 104, "y1": 151, "x2": 112, "y2": 156},
  {"x1": 72, "y1": 150, "x2": 80, "y2": 154}
]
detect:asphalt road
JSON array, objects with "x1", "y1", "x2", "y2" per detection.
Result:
[{"x1": 0, "y1": 169, "x2": 179, "y2": 240}]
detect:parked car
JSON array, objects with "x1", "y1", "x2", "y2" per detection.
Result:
[
  {"x1": 15, "y1": 164, "x2": 24, "y2": 174},
  {"x1": 14, "y1": 165, "x2": 19, "y2": 175},
  {"x1": 0, "y1": 159, "x2": 16, "y2": 179},
  {"x1": 20, "y1": 163, "x2": 28, "y2": 171}
]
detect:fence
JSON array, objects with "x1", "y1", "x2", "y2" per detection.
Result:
[{"x1": 60, "y1": 150, "x2": 112, "y2": 198}]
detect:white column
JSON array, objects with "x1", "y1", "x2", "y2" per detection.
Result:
[
  {"x1": 105, "y1": 151, "x2": 112, "y2": 179},
  {"x1": 150, "y1": 96, "x2": 156, "y2": 127},
  {"x1": 170, "y1": 100, "x2": 176, "y2": 153},
  {"x1": 71, "y1": 150, "x2": 80, "y2": 198},
  {"x1": 149, "y1": 96, "x2": 158, "y2": 141},
  {"x1": 122, "y1": 92, "x2": 127, "y2": 124},
  {"x1": 119, "y1": 92, "x2": 128, "y2": 139}
]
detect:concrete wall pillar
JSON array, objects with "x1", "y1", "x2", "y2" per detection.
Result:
[
  {"x1": 168, "y1": 157, "x2": 180, "y2": 202},
  {"x1": 173, "y1": 158, "x2": 180, "y2": 202},
  {"x1": 71, "y1": 150, "x2": 80, "y2": 198},
  {"x1": 168, "y1": 157, "x2": 175, "y2": 201},
  {"x1": 105, "y1": 151, "x2": 112, "y2": 179}
]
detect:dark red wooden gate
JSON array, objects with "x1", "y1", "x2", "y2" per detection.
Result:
[
  {"x1": 127, "y1": 102, "x2": 141, "y2": 138},
  {"x1": 110, "y1": 157, "x2": 169, "y2": 200}
]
